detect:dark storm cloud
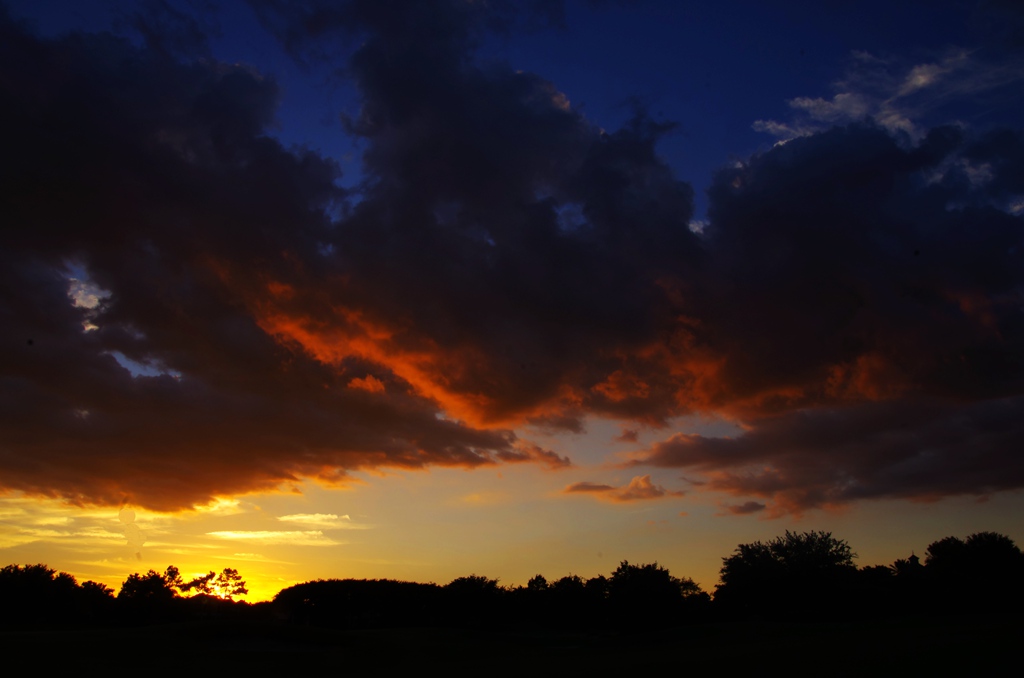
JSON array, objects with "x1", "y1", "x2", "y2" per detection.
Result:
[
  {"x1": 0, "y1": 4, "x2": 532, "y2": 510},
  {"x1": 698, "y1": 123, "x2": 1024, "y2": 412},
  {"x1": 241, "y1": 0, "x2": 700, "y2": 428},
  {"x1": 118, "y1": 0, "x2": 219, "y2": 59},
  {"x1": 972, "y1": 0, "x2": 1024, "y2": 52},
  {"x1": 0, "y1": 0, "x2": 695, "y2": 510},
  {"x1": 634, "y1": 122, "x2": 1024, "y2": 511},
  {"x1": 2, "y1": 0, "x2": 1023, "y2": 513},
  {"x1": 640, "y1": 397, "x2": 1024, "y2": 513},
  {"x1": 246, "y1": 0, "x2": 567, "y2": 67},
  {"x1": 964, "y1": 127, "x2": 1024, "y2": 199}
]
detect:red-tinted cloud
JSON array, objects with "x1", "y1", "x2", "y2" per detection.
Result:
[
  {"x1": 615, "y1": 428, "x2": 639, "y2": 443},
  {"x1": 563, "y1": 475, "x2": 683, "y2": 502},
  {"x1": 718, "y1": 501, "x2": 767, "y2": 516},
  {"x1": 564, "y1": 481, "x2": 617, "y2": 494}
]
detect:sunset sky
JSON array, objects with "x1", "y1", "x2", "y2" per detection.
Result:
[{"x1": 2, "y1": 0, "x2": 1024, "y2": 601}]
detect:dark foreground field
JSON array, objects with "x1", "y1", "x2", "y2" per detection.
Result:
[{"x1": 3, "y1": 615, "x2": 1020, "y2": 675}]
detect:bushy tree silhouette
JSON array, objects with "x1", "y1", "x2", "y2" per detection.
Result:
[
  {"x1": 0, "y1": 564, "x2": 120, "y2": 626},
  {"x1": 77, "y1": 579, "x2": 117, "y2": 622},
  {"x1": 274, "y1": 578, "x2": 441, "y2": 627},
  {"x1": 118, "y1": 567, "x2": 179, "y2": 602},
  {"x1": 117, "y1": 565, "x2": 190, "y2": 624},
  {"x1": 585, "y1": 574, "x2": 609, "y2": 599},
  {"x1": 526, "y1": 574, "x2": 549, "y2": 591},
  {"x1": 925, "y1": 536, "x2": 968, "y2": 571},
  {"x1": 607, "y1": 561, "x2": 709, "y2": 628},
  {"x1": 550, "y1": 574, "x2": 586, "y2": 595},
  {"x1": 924, "y1": 532, "x2": 1024, "y2": 613},
  {"x1": 442, "y1": 574, "x2": 504, "y2": 625},
  {"x1": 0, "y1": 564, "x2": 79, "y2": 624},
  {"x1": 716, "y1": 531, "x2": 857, "y2": 619}
]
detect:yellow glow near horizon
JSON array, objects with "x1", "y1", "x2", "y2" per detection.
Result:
[{"x1": 4, "y1": 458, "x2": 1024, "y2": 605}]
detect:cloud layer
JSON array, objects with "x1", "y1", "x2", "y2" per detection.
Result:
[{"x1": 1, "y1": 1, "x2": 1022, "y2": 513}]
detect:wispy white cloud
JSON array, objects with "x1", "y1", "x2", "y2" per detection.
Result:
[
  {"x1": 0, "y1": 526, "x2": 124, "y2": 548},
  {"x1": 754, "y1": 48, "x2": 1024, "y2": 141},
  {"x1": 206, "y1": 530, "x2": 342, "y2": 546},
  {"x1": 276, "y1": 513, "x2": 371, "y2": 529},
  {"x1": 789, "y1": 91, "x2": 872, "y2": 123}
]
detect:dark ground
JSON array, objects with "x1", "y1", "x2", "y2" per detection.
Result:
[{"x1": 3, "y1": 615, "x2": 1019, "y2": 675}]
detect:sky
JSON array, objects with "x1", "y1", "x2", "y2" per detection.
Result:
[{"x1": 2, "y1": 0, "x2": 1023, "y2": 601}]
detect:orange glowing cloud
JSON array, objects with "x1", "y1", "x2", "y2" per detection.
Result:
[
  {"x1": 592, "y1": 370, "x2": 651, "y2": 402},
  {"x1": 348, "y1": 375, "x2": 386, "y2": 393}
]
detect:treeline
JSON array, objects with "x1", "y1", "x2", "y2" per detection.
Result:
[
  {"x1": 3, "y1": 530, "x2": 1022, "y2": 629},
  {"x1": 274, "y1": 561, "x2": 711, "y2": 630},
  {"x1": 0, "y1": 564, "x2": 252, "y2": 626}
]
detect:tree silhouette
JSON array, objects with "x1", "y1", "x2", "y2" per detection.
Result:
[
  {"x1": 181, "y1": 570, "x2": 218, "y2": 596},
  {"x1": 924, "y1": 532, "x2": 1024, "y2": 613},
  {"x1": 77, "y1": 579, "x2": 116, "y2": 623},
  {"x1": 273, "y1": 578, "x2": 442, "y2": 627},
  {"x1": 550, "y1": 574, "x2": 586, "y2": 595},
  {"x1": 607, "y1": 561, "x2": 709, "y2": 628},
  {"x1": 929, "y1": 532, "x2": 1023, "y2": 573},
  {"x1": 118, "y1": 568, "x2": 179, "y2": 602},
  {"x1": 115, "y1": 565, "x2": 251, "y2": 622},
  {"x1": 715, "y1": 531, "x2": 857, "y2": 619},
  {"x1": 547, "y1": 574, "x2": 591, "y2": 627},
  {"x1": 0, "y1": 564, "x2": 79, "y2": 624},
  {"x1": 213, "y1": 568, "x2": 248, "y2": 600},
  {"x1": 0, "y1": 564, "x2": 122, "y2": 625},
  {"x1": 116, "y1": 566, "x2": 186, "y2": 623},
  {"x1": 924, "y1": 536, "x2": 968, "y2": 571},
  {"x1": 5, "y1": 529, "x2": 1021, "y2": 630},
  {"x1": 442, "y1": 575, "x2": 504, "y2": 626},
  {"x1": 526, "y1": 574, "x2": 549, "y2": 591},
  {"x1": 584, "y1": 574, "x2": 609, "y2": 599},
  {"x1": 175, "y1": 568, "x2": 248, "y2": 600}
]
